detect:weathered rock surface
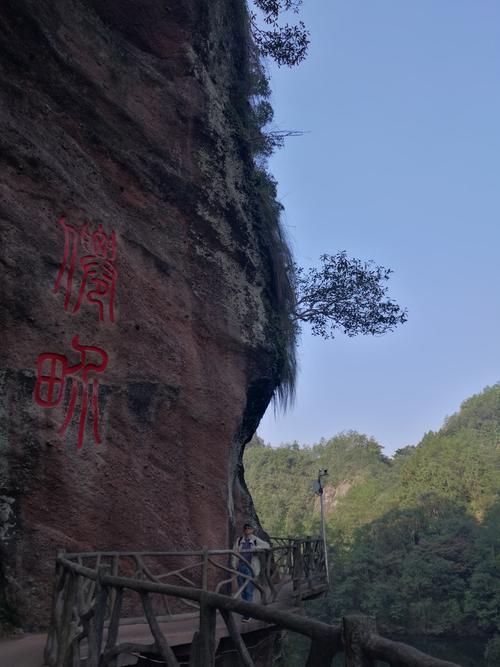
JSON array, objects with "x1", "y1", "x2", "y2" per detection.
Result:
[
  {"x1": 315, "y1": 481, "x2": 354, "y2": 514},
  {"x1": 0, "y1": 0, "x2": 292, "y2": 628}
]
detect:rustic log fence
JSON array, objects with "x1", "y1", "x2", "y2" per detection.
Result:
[
  {"x1": 43, "y1": 540, "x2": 463, "y2": 667},
  {"x1": 53, "y1": 537, "x2": 326, "y2": 612}
]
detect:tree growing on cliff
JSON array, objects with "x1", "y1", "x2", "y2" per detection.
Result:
[
  {"x1": 250, "y1": 0, "x2": 309, "y2": 66},
  {"x1": 293, "y1": 252, "x2": 408, "y2": 338}
]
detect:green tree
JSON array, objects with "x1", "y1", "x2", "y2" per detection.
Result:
[
  {"x1": 250, "y1": 0, "x2": 309, "y2": 67},
  {"x1": 293, "y1": 252, "x2": 407, "y2": 339},
  {"x1": 244, "y1": 384, "x2": 500, "y2": 648}
]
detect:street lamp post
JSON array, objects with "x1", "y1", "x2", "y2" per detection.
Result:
[{"x1": 313, "y1": 468, "x2": 330, "y2": 585}]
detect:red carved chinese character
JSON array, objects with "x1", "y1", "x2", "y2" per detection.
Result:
[
  {"x1": 34, "y1": 335, "x2": 109, "y2": 449},
  {"x1": 53, "y1": 217, "x2": 79, "y2": 311},
  {"x1": 53, "y1": 217, "x2": 118, "y2": 323}
]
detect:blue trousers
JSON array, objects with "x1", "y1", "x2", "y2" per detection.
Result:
[{"x1": 237, "y1": 563, "x2": 254, "y2": 602}]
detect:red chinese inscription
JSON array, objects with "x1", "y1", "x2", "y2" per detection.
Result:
[
  {"x1": 53, "y1": 216, "x2": 118, "y2": 323},
  {"x1": 34, "y1": 215, "x2": 118, "y2": 450},
  {"x1": 35, "y1": 335, "x2": 108, "y2": 449}
]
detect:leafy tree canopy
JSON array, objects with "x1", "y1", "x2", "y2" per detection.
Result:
[
  {"x1": 250, "y1": 0, "x2": 309, "y2": 67},
  {"x1": 293, "y1": 252, "x2": 408, "y2": 339}
]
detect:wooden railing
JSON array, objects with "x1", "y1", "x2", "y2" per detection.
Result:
[
  {"x1": 55, "y1": 537, "x2": 326, "y2": 613},
  {"x1": 340, "y1": 616, "x2": 463, "y2": 667},
  {"x1": 44, "y1": 537, "x2": 327, "y2": 665},
  {"x1": 43, "y1": 541, "x2": 463, "y2": 667}
]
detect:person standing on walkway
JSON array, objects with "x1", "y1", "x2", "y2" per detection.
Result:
[{"x1": 232, "y1": 523, "x2": 270, "y2": 620}]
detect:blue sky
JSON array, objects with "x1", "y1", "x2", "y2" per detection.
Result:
[{"x1": 258, "y1": 0, "x2": 500, "y2": 454}]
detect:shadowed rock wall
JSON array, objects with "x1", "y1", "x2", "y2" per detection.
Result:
[{"x1": 0, "y1": 0, "x2": 293, "y2": 628}]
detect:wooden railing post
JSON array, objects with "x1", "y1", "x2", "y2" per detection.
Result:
[
  {"x1": 257, "y1": 550, "x2": 268, "y2": 605},
  {"x1": 304, "y1": 537, "x2": 312, "y2": 583},
  {"x1": 44, "y1": 552, "x2": 65, "y2": 667},
  {"x1": 104, "y1": 586, "x2": 123, "y2": 665},
  {"x1": 197, "y1": 592, "x2": 217, "y2": 667},
  {"x1": 292, "y1": 540, "x2": 303, "y2": 600},
  {"x1": 220, "y1": 609, "x2": 255, "y2": 667},
  {"x1": 95, "y1": 564, "x2": 109, "y2": 658},
  {"x1": 86, "y1": 564, "x2": 110, "y2": 667},
  {"x1": 141, "y1": 592, "x2": 179, "y2": 667},
  {"x1": 264, "y1": 547, "x2": 278, "y2": 603},
  {"x1": 55, "y1": 567, "x2": 78, "y2": 667},
  {"x1": 286, "y1": 542, "x2": 293, "y2": 573},
  {"x1": 343, "y1": 615, "x2": 377, "y2": 667}
]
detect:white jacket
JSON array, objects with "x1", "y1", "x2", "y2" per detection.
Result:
[{"x1": 232, "y1": 535, "x2": 270, "y2": 576}]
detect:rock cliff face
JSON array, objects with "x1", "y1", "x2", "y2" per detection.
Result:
[{"x1": 0, "y1": 0, "x2": 294, "y2": 627}]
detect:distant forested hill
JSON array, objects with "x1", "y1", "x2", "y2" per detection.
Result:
[{"x1": 244, "y1": 384, "x2": 500, "y2": 663}]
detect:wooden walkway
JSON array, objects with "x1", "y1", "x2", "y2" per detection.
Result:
[
  {"x1": 0, "y1": 552, "x2": 464, "y2": 667},
  {"x1": 0, "y1": 582, "x2": 300, "y2": 667}
]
